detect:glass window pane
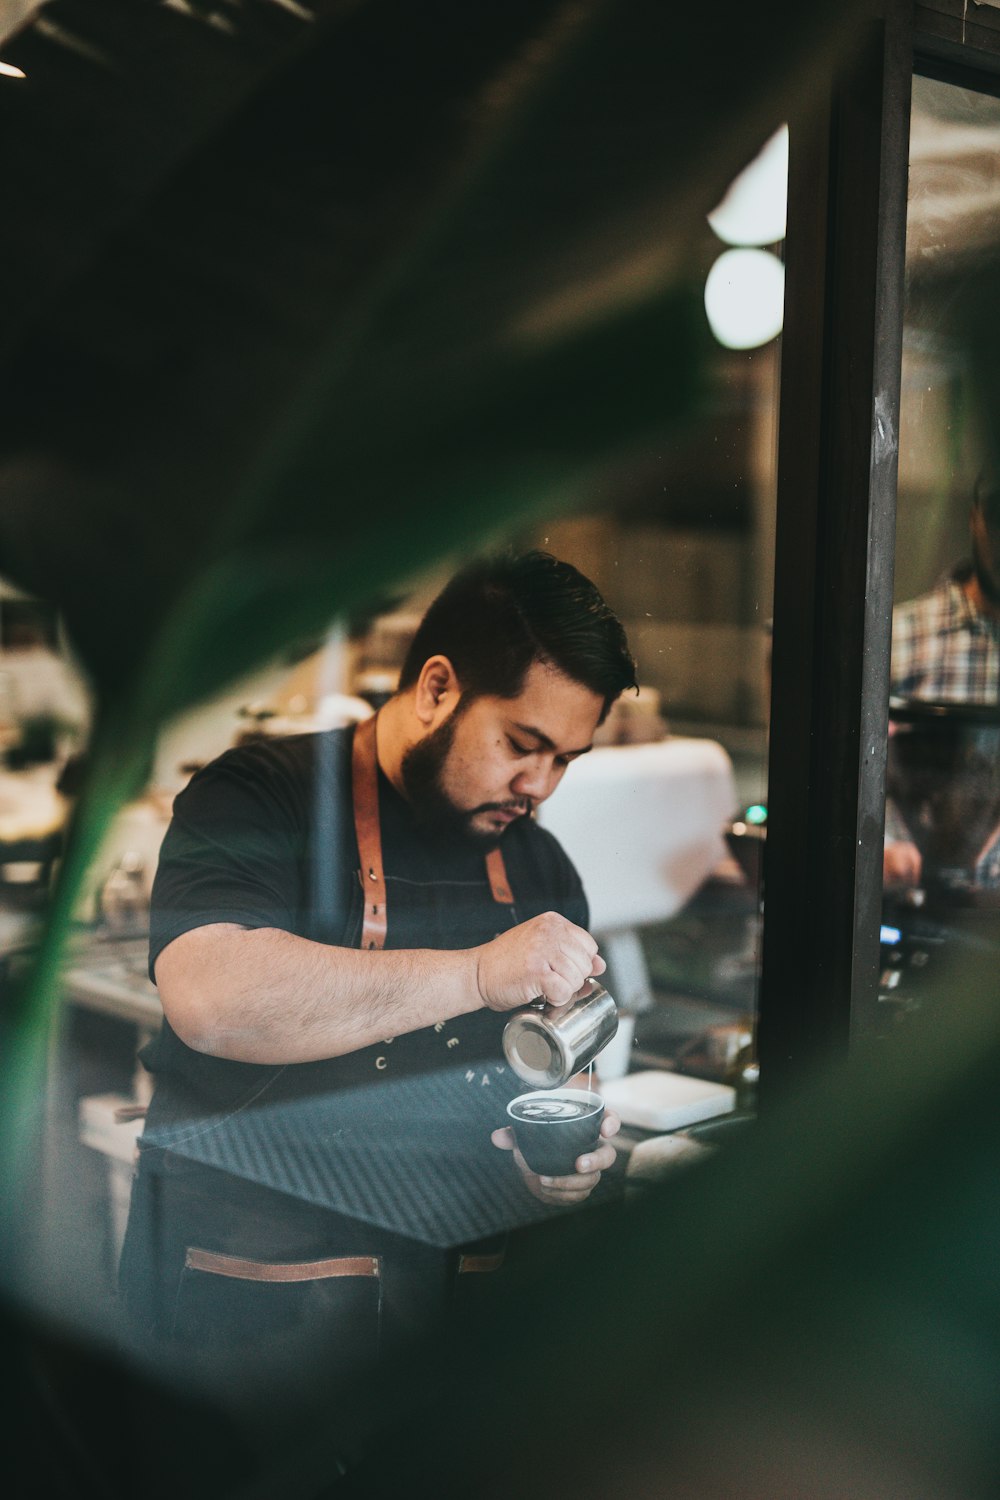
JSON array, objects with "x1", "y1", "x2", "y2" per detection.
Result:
[{"x1": 881, "y1": 72, "x2": 1000, "y2": 1027}]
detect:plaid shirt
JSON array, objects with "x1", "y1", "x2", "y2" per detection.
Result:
[
  {"x1": 887, "y1": 564, "x2": 1000, "y2": 884},
  {"x1": 891, "y1": 564, "x2": 1000, "y2": 704}
]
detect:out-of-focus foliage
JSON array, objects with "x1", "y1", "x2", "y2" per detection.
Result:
[
  {"x1": 0, "y1": 0, "x2": 865, "y2": 1148},
  {"x1": 0, "y1": 0, "x2": 862, "y2": 722},
  {"x1": 330, "y1": 934, "x2": 1000, "y2": 1500},
  {"x1": 11, "y1": 5, "x2": 1000, "y2": 1500}
]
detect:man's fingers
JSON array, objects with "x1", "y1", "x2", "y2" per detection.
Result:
[
  {"x1": 536, "y1": 1171, "x2": 602, "y2": 1202},
  {"x1": 575, "y1": 1143, "x2": 616, "y2": 1174},
  {"x1": 541, "y1": 1170, "x2": 602, "y2": 1191},
  {"x1": 599, "y1": 1112, "x2": 621, "y2": 1139},
  {"x1": 539, "y1": 976, "x2": 578, "y2": 1007},
  {"x1": 491, "y1": 1127, "x2": 515, "y2": 1152},
  {"x1": 477, "y1": 912, "x2": 604, "y2": 1012},
  {"x1": 540, "y1": 934, "x2": 605, "y2": 1006}
]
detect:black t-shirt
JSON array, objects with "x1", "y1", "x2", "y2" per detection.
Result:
[{"x1": 142, "y1": 727, "x2": 588, "y2": 1131}]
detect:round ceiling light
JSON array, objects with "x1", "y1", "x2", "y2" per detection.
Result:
[
  {"x1": 708, "y1": 125, "x2": 788, "y2": 247},
  {"x1": 704, "y1": 248, "x2": 785, "y2": 350}
]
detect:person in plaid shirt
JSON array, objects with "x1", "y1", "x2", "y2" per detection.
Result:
[{"x1": 884, "y1": 472, "x2": 1000, "y2": 888}]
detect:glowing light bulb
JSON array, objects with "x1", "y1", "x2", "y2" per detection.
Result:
[
  {"x1": 704, "y1": 248, "x2": 784, "y2": 350},
  {"x1": 708, "y1": 125, "x2": 788, "y2": 247}
]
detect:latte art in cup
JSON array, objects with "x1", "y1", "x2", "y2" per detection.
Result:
[
  {"x1": 508, "y1": 1097, "x2": 599, "y2": 1123},
  {"x1": 506, "y1": 1087, "x2": 605, "y2": 1177}
]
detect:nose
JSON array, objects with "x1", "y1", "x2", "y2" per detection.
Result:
[{"x1": 511, "y1": 759, "x2": 560, "y2": 804}]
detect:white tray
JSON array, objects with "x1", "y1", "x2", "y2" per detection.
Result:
[{"x1": 601, "y1": 1069, "x2": 736, "y2": 1132}]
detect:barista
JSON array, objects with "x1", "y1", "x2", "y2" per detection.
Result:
[{"x1": 118, "y1": 551, "x2": 633, "y2": 1442}]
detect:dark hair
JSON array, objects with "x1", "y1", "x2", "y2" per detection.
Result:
[{"x1": 398, "y1": 550, "x2": 637, "y2": 721}]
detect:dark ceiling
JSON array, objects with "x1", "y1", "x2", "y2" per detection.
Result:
[{"x1": 0, "y1": 0, "x2": 861, "y2": 720}]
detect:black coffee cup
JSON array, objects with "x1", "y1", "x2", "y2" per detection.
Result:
[{"x1": 506, "y1": 1088, "x2": 605, "y2": 1177}]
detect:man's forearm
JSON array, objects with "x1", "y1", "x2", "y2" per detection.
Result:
[{"x1": 155, "y1": 924, "x2": 483, "y2": 1064}]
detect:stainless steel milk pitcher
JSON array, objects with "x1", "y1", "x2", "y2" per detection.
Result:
[{"x1": 502, "y1": 978, "x2": 619, "y2": 1088}]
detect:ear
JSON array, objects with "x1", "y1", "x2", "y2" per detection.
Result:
[{"x1": 413, "y1": 655, "x2": 462, "y2": 726}]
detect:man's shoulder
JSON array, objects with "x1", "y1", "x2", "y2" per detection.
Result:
[
  {"x1": 173, "y1": 728, "x2": 354, "y2": 815},
  {"x1": 193, "y1": 727, "x2": 352, "y2": 779}
]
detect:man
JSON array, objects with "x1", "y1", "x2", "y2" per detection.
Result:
[
  {"x1": 118, "y1": 549, "x2": 637, "y2": 1449},
  {"x1": 884, "y1": 471, "x2": 1000, "y2": 889}
]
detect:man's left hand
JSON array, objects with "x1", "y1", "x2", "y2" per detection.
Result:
[{"x1": 490, "y1": 1111, "x2": 620, "y2": 1206}]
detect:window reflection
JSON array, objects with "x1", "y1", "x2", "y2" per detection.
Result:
[{"x1": 880, "y1": 73, "x2": 1000, "y2": 1026}]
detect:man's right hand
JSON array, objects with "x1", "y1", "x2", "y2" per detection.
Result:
[
  {"x1": 475, "y1": 912, "x2": 605, "y2": 1012},
  {"x1": 883, "y1": 839, "x2": 922, "y2": 888}
]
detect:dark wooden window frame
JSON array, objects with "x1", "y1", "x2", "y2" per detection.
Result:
[
  {"x1": 760, "y1": 1, "x2": 1000, "y2": 1101},
  {"x1": 759, "y1": 1, "x2": 912, "y2": 1097}
]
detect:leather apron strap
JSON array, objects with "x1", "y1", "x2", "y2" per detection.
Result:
[
  {"x1": 352, "y1": 714, "x2": 388, "y2": 950},
  {"x1": 485, "y1": 847, "x2": 514, "y2": 906},
  {"x1": 351, "y1": 713, "x2": 514, "y2": 951}
]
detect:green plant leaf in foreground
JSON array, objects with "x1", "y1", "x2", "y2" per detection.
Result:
[
  {"x1": 319, "y1": 935, "x2": 1000, "y2": 1500},
  {"x1": 0, "y1": 0, "x2": 863, "y2": 708},
  {"x1": 0, "y1": 0, "x2": 863, "y2": 1234},
  {"x1": 7, "y1": 7, "x2": 968, "y2": 1498}
]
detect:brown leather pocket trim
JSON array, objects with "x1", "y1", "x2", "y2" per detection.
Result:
[
  {"x1": 113, "y1": 1104, "x2": 148, "y2": 1124},
  {"x1": 457, "y1": 1251, "x2": 505, "y2": 1275},
  {"x1": 184, "y1": 1248, "x2": 381, "y2": 1283}
]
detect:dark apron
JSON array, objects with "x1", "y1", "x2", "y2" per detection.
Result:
[{"x1": 117, "y1": 715, "x2": 519, "y2": 1420}]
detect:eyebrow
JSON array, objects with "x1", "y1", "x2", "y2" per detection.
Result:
[{"x1": 510, "y1": 721, "x2": 593, "y2": 758}]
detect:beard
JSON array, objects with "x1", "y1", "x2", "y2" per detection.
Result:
[{"x1": 400, "y1": 712, "x2": 528, "y2": 848}]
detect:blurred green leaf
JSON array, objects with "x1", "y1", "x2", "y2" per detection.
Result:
[
  {"x1": 0, "y1": 0, "x2": 862, "y2": 716},
  {"x1": 0, "y1": 0, "x2": 863, "y2": 1136},
  {"x1": 8, "y1": 6, "x2": 961, "y2": 1500},
  {"x1": 329, "y1": 937, "x2": 1000, "y2": 1500}
]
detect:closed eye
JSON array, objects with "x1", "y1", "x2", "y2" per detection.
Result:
[{"x1": 509, "y1": 736, "x2": 579, "y2": 769}]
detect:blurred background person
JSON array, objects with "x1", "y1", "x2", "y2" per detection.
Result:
[{"x1": 884, "y1": 469, "x2": 1000, "y2": 894}]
